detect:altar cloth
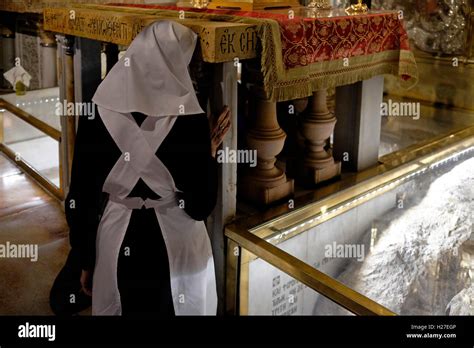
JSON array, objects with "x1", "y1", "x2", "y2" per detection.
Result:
[
  {"x1": 68, "y1": 3, "x2": 420, "y2": 101},
  {"x1": 106, "y1": 4, "x2": 418, "y2": 101}
]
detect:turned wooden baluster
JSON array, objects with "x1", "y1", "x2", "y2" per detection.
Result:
[
  {"x1": 298, "y1": 89, "x2": 341, "y2": 186},
  {"x1": 239, "y1": 85, "x2": 294, "y2": 205}
]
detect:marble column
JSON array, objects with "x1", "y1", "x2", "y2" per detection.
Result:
[
  {"x1": 298, "y1": 89, "x2": 341, "y2": 186},
  {"x1": 239, "y1": 85, "x2": 294, "y2": 205},
  {"x1": 38, "y1": 28, "x2": 57, "y2": 88},
  {"x1": 1, "y1": 26, "x2": 15, "y2": 90},
  {"x1": 333, "y1": 76, "x2": 384, "y2": 172}
]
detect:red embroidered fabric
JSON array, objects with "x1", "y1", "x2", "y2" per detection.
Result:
[{"x1": 108, "y1": 4, "x2": 411, "y2": 70}]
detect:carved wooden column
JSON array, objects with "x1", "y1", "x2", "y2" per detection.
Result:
[
  {"x1": 239, "y1": 85, "x2": 294, "y2": 205},
  {"x1": 64, "y1": 36, "x2": 76, "y2": 176},
  {"x1": 298, "y1": 89, "x2": 341, "y2": 186}
]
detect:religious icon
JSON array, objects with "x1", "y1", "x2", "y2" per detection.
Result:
[
  {"x1": 345, "y1": 0, "x2": 368, "y2": 14},
  {"x1": 191, "y1": 0, "x2": 209, "y2": 9}
]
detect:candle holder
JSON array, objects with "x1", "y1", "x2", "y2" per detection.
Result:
[
  {"x1": 307, "y1": 0, "x2": 331, "y2": 10},
  {"x1": 191, "y1": 0, "x2": 209, "y2": 9},
  {"x1": 345, "y1": 0, "x2": 368, "y2": 14}
]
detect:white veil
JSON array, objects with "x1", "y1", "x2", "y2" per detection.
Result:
[{"x1": 92, "y1": 20, "x2": 204, "y2": 117}]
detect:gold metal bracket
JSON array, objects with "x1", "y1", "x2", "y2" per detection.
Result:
[{"x1": 191, "y1": 0, "x2": 209, "y2": 9}]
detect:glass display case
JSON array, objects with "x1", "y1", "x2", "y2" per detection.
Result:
[
  {"x1": 0, "y1": 87, "x2": 62, "y2": 194},
  {"x1": 227, "y1": 132, "x2": 474, "y2": 315}
]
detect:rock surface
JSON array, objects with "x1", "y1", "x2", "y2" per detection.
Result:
[{"x1": 315, "y1": 157, "x2": 474, "y2": 315}]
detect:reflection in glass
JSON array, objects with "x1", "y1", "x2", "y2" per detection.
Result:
[{"x1": 1, "y1": 88, "x2": 61, "y2": 187}]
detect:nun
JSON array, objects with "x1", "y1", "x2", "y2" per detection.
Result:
[{"x1": 65, "y1": 20, "x2": 231, "y2": 316}]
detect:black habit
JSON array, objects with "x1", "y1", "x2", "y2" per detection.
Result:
[{"x1": 53, "y1": 108, "x2": 217, "y2": 316}]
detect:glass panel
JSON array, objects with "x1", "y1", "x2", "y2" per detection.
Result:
[
  {"x1": 250, "y1": 148, "x2": 474, "y2": 315},
  {"x1": 245, "y1": 251, "x2": 345, "y2": 315},
  {"x1": 380, "y1": 98, "x2": 474, "y2": 157},
  {"x1": 1, "y1": 109, "x2": 60, "y2": 187},
  {"x1": 1, "y1": 87, "x2": 61, "y2": 131}
]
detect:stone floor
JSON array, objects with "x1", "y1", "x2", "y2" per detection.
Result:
[{"x1": 0, "y1": 153, "x2": 69, "y2": 315}]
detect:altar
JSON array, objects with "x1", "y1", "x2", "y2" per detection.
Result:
[{"x1": 40, "y1": 2, "x2": 417, "y2": 201}]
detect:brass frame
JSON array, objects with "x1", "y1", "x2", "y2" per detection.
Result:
[
  {"x1": 0, "y1": 98, "x2": 61, "y2": 141},
  {"x1": 225, "y1": 125, "x2": 474, "y2": 316},
  {"x1": 226, "y1": 223, "x2": 396, "y2": 316},
  {"x1": 414, "y1": 49, "x2": 474, "y2": 66},
  {"x1": 0, "y1": 98, "x2": 63, "y2": 200},
  {"x1": 466, "y1": 4, "x2": 474, "y2": 60}
]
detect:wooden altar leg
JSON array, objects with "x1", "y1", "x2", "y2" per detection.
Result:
[
  {"x1": 240, "y1": 86, "x2": 294, "y2": 205},
  {"x1": 298, "y1": 89, "x2": 341, "y2": 186},
  {"x1": 59, "y1": 35, "x2": 76, "y2": 189}
]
